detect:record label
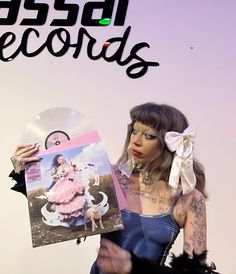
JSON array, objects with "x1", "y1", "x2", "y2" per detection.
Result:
[{"x1": 44, "y1": 130, "x2": 70, "y2": 149}]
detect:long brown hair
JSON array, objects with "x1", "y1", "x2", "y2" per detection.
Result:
[{"x1": 117, "y1": 102, "x2": 207, "y2": 197}]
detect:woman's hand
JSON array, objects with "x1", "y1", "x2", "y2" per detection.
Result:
[
  {"x1": 97, "y1": 238, "x2": 132, "y2": 274},
  {"x1": 10, "y1": 144, "x2": 40, "y2": 173}
]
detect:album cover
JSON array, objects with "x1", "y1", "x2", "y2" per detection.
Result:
[{"x1": 24, "y1": 140, "x2": 124, "y2": 248}]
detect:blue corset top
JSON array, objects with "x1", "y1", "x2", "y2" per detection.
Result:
[{"x1": 103, "y1": 208, "x2": 180, "y2": 264}]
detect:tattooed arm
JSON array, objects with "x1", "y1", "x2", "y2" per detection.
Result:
[
  {"x1": 183, "y1": 189, "x2": 207, "y2": 255},
  {"x1": 9, "y1": 144, "x2": 40, "y2": 195},
  {"x1": 10, "y1": 144, "x2": 40, "y2": 173}
]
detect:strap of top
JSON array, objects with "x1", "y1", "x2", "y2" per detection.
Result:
[{"x1": 169, "y1": 191, "x2": 183, "y2": 214}]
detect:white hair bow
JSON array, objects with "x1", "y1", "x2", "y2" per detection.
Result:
[{"x1": 164, "y1": 125, "x2": 196, "y2": 194}]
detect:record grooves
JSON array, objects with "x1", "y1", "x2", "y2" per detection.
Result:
[{"x1": 20, "y1": 107, "x2": 93, "y2": 150}]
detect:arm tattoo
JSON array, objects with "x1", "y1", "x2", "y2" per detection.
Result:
[
  {"x1": 184, "y1": 242, "x2": 191, "y2": 252},
  {"x1": 11, "y1": 156, "x2": 24, "y2": 172},
  {"x1": 188, "y1": 196, "x2": 206, "y2": 252}
]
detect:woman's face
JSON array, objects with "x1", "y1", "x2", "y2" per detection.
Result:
[
  {"x1": 57, "y1": 156, "x2": 65, "y2": 165},
  {"x1": 130, "y1": 121, "x2": 160, "y2": 165}
]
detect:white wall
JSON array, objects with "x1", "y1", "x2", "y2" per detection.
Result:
[{"x1": 1, "y1": 1, "x2": 235, "y2": 273}]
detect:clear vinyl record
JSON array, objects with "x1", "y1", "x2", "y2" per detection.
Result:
[{"x1": 20, "y1": 107, "x2": 93, "y2": 150}]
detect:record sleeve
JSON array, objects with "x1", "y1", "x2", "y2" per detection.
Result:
[
  {"x1": 21, "y1": 108, "x2": 125, "y2": 247},
  {"x1": 25, "y1": 140, "x2": 124, "y2": 248}
]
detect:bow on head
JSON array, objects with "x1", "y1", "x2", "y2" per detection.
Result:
[{"x1": 164, "y1": 125, "x2": 196, "y2": 194}]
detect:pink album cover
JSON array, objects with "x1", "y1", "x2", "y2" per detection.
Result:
[{"x1": 24, "y1": 140, "x2": 124, "y2": 248}]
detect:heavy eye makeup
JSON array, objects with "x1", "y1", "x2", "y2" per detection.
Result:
[
  {"x1": 131, "y1": 128, "x2": 138, "y2": 135},
  {"x1": 131, "y1": 128, "x2": 157, "y2": 140},
  {"x1": 144, "y1": 133, "x2": 157, "y2": 140}
]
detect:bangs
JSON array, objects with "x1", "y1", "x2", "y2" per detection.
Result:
[
  {"x1": 130, "y1": 103, "x2": 163, "y2": 130},
  {"x1": 130, "y1": 102, "x2": 189, "y2": 132}
]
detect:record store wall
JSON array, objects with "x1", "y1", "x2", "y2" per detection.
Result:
[{"x1": 0, "y1": 1, "x2": 235, "y2": 273}]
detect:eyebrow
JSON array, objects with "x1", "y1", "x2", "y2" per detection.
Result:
[{"x1": 132, "y1": 126, "x2": 157, "y2": 134}]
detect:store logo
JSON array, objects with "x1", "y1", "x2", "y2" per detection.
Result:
[{"x1": 0, "y1": 0, "x2": 159, "y2": 78}]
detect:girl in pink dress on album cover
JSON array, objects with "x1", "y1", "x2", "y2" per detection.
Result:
[{"x1": 46, "y1": 154, "x2": 85, "y2": 223}]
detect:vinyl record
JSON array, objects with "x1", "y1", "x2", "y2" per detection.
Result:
[{"x1": 20, "y1": 107, "x2": 93, "y2": 150}]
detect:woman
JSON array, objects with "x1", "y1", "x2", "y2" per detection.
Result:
[
  {"x1": 9, "y1": 103, "x2": 219, "y2": 274},
  {"x1": 92, "y1": 103, "x2": 218, "y2": 274}
]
